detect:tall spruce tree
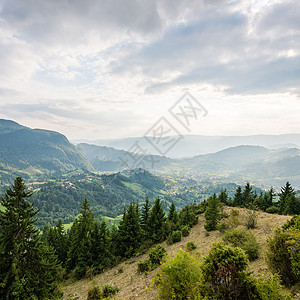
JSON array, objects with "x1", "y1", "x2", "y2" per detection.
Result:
[
  {"x1": 67, "y1": 198, "x2": 95, "y2": 277},
  {"x1": 278, "y1": 182, "x2": 299, "y2": 214},
  {"x1": 0, "y1": 177, "x2": 60, "y2": 299},
  {"x1": 117, "y1": 202, "x2": 141, "y2": 257},
  {"x1": 46, "y1": 219, "x2": 67, "y2": 266},
  {"x1": 141, "y1": 197, "x2": 151, "y2": 230},
  {"x1": 233, "y1": 186, "x2": 243, "y2": 207},
  {"x1": 204, "y1": 193, "x2": 222, "y2": 231},
  {"x1": 243, "y1": 182, "x2": 254, "y2": 207},
  {"x1": 148, "y1": 197, "x2": 166, "y2": 242}
]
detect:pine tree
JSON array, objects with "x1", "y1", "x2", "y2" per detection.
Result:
[
  {"x1": 44, "y1": 219, "x2": 68, "y2": 266},
  {"x1": 0, "y1": 177, "x2": 60, "y2": 299},
  {"x1": 117, "y1": 202, "x2": 142, "y2": 257},
  {"x1": 204, "y1": 194, "x2": 222, "y2": 231},
  {"x1": 67, "y1": 198, "x2": 96, "y2": 277},
  {"x1": 141, "y1": 197, "x2": 151, "y2": 230},
  {"x1": 167, "y1": 202, "x2": 177, "y2": 223},
  {"x1": 218, "y1": 189, "x2": 229, "y2": 205},
  {"x1": 148, "y1": 197, "x2": 166, "y2": 242},
  {"x1": 233, "y1": 186, "x2": 243, "y2": 207},
  {"x1": 267, "y1": 187, "x2": 275, "y2": 207},
  {"x1": 243, "y1": 182, "x2": 254, "y2": 207},
  {"x1": 278, "y1": 182, "x2": 298, "y2": 214},
  {"x1": 91, "y1": 220, "x2": 112, "y2": 272}
]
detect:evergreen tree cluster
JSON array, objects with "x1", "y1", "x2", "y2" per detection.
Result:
[
  {"x1": 213, "y1": 182, "x2": 300, "y2": 215},
  {"x1": 0, "y1": 177, "x2": 61, "y2": 299},
  {"x1": 42, "y1": 196, "x2": 202, "y2": 280}
]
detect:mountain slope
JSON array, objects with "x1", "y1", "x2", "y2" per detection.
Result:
[
  {"x1": 61, "y1": 208, "x2": 293, "y2": 300},
  {"x1": 76, "y1": 143, "x2": 173, "y2": 172},
  {"x1": 0, "y1": 119, "x2": 92, "y2": 183}
]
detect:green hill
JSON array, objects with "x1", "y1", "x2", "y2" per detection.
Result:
[{"x1": 0, "y1": 119, "x2": 92, "y2": 183}]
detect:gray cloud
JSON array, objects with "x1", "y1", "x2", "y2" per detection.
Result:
[{"x1": 109, "y1": 0, "x2": 300, "y2": 96}]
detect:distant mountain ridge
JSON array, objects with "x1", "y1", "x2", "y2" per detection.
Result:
[
  {"x1": 76, "y1": 143, "x2": 173, "y2": 171},
  {"x1": 72, "y1": 134, "x2": 300, "y2": 158},
  {"x1": 0, "y1": 119, "x2": 92, "y2": 183}
]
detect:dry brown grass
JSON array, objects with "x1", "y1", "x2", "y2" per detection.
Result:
[{"x1": 61, "y1": 208, "x2": 292, "y2": 300}]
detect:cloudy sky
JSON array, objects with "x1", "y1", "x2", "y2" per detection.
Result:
[{"x1": 0, "y1": 0, "x2": 299, "y2": 140}]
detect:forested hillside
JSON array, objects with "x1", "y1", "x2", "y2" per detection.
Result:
[{"x1": 0, "y1": 119, "x2": 92, "y2": 183}]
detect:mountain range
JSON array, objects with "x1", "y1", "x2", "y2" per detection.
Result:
[
  {"x1": 1, "y1": 119, "x2": 300, "y2": 189},
  {"x1": 72, "y1": 134, "x2": 300, "y2": 158}
]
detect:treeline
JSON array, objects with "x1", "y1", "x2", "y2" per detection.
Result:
[
  {"x1": 206, "y1": 181, "x2": 300, "y2": 215},
  {"x1": 42, "y1": 196, "x2": 203, "y2": 280}
]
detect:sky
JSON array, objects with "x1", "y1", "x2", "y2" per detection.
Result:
[{"x1": 0, "y1": 0, "x2": 299, "y2": 140}]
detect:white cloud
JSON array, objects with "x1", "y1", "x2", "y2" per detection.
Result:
[{"x1": 0, "y1": 0, "x2": 299, "y2": 139}]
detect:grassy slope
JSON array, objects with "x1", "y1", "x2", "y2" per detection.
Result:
[{"x1": 61, "y1": 208, "x2": 293, "y2": 300}]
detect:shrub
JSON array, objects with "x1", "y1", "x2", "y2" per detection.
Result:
[
  {"x1": 154, "y1": 249, "x2": 202, "y2": 299},
  {"x1": 222, "y1": 229, "x2": 259, "y2": 261},
  {"x1": 245, "y1": 208, "x2": 258, "y2": 229},
  {"x1": 282, "y1": 215, "x2": 300, "y2": 230},
  {"x1": 181, "y1": 225, "x2": 190, "y2": 237},
  {"x1": 138, "y1": 245, "x2": 167, "y2": 274},
  {"x1": 230, "y1": 208, "x2": 240, "y2": 217},
  {"x1": 217, "y1": 220, "x2": 229, "y2": 233},
  {"x1": 87, "y1": 286, "x2": 102, "y2": 300},
  {"x1": 255, "y1": 274, "x2": 292, "y2": 300},
  {"x1": 167, "y1": 230, "x2": 182, "y2": 244},
  {"x1": 186, "y1": 241, "x2": 197, "y2": 251},
  {"x1": 201, "y1": 242, "x2": 260, "y2": 299},
  {"x1": 149, "y1": 245, "x2": 167, "y2": 267},
  {"x1": 137, "y1": 259, "x2": 151, "y2": 274},
  {"x1": 102, "y1": 284, "x2": 119, "y2": 298},
  {"x1": 266, "y1": 228, "x2": 299, "y2": 286},
  {"x1": 266, "y1": 206, "x2": 280, "y2": 214}
]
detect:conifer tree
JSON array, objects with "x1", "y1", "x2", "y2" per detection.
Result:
[
  {"x1": 141, "y1": 197, "x2": 151, "y2": 230},
  {"x1": 218, "y1": 189, "x2": 229, "y2": 205},
  {"x1": 204, "y1": 193, "x2": 222, "y2": 231},
  {"x1": 243, "y1": 182, "x2": 254, "y2": 206},
  {"x1": 117, "y1": 202, "x2": 141, "y2": 257},
  {"x1": 91, "y1": 220, "x2": 112, "y2": 272},
  {"x1": 278, "y1": 182, "x2": 300, "y2": 214},
  {"x1": 148, "y1": 197, "x2": 166, "y2": 242},
  {"x1": 67, "y1": 198, "x2": 96, "y2": 277},
  {"x1": 46, "y1": 219, "x2": 67, "y2": 266},
  {"x1": 167, "y1": 202, "x2": 177, "y2": 223},
  {"x1": 233, "y1": 186, "x2": 243, "y2": 207},
  {"x1": 0, "y1": 177, "x2": 60, "y2": 299}
]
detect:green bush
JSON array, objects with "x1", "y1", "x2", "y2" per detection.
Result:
[
  {"x1": 266, "y1": 206, "x2": 280, "y2": 214},
  {"x1": 181, "y1": 225, "x2": 190, "y2": 237},
  {"x1": 266, "y1": 228, "x2": 299, "y2": 286},
  {"x1": 102, "y1": 284, "x2": 119, "y2": 298},
  {"x1": 154, "y1": 249, "x2": 202, "y2": 300},
  {"x1": 222, "y1": 229, "x2": 259, "y2": 261},
  {"x1": 217, "y1": 220, "x2": 229, "y2": 233},
  {"x1": 201, "y1": 242, "x2": 254, "y2": 299},
  {"x1": 87, "y1": 286, "x2": 102, "y2": 300},
  {"x1": 245, "y1": 208, "x2": 258, "y2": 229},
  {"x1": 137, "y1": 259, "x2": 151, "y2": 274},
  {"x1": 282, "y1": 215, "x2": 300, "y2": 230},
  {"x1": 138, "y1": 245, "x2": 167, "y2": 274},
  {"x1": 255, "y1": 274, "x2": 292, "y2": 300},
  {"x1": 167, "y1": 230, "x2": 182, "y2": 244},
  {"x1": 186, "y1": 241, "x2": 197, "y2": 251},
  {"x1": 149, "y1": 245, "x2": 167, "y2": 266}
]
